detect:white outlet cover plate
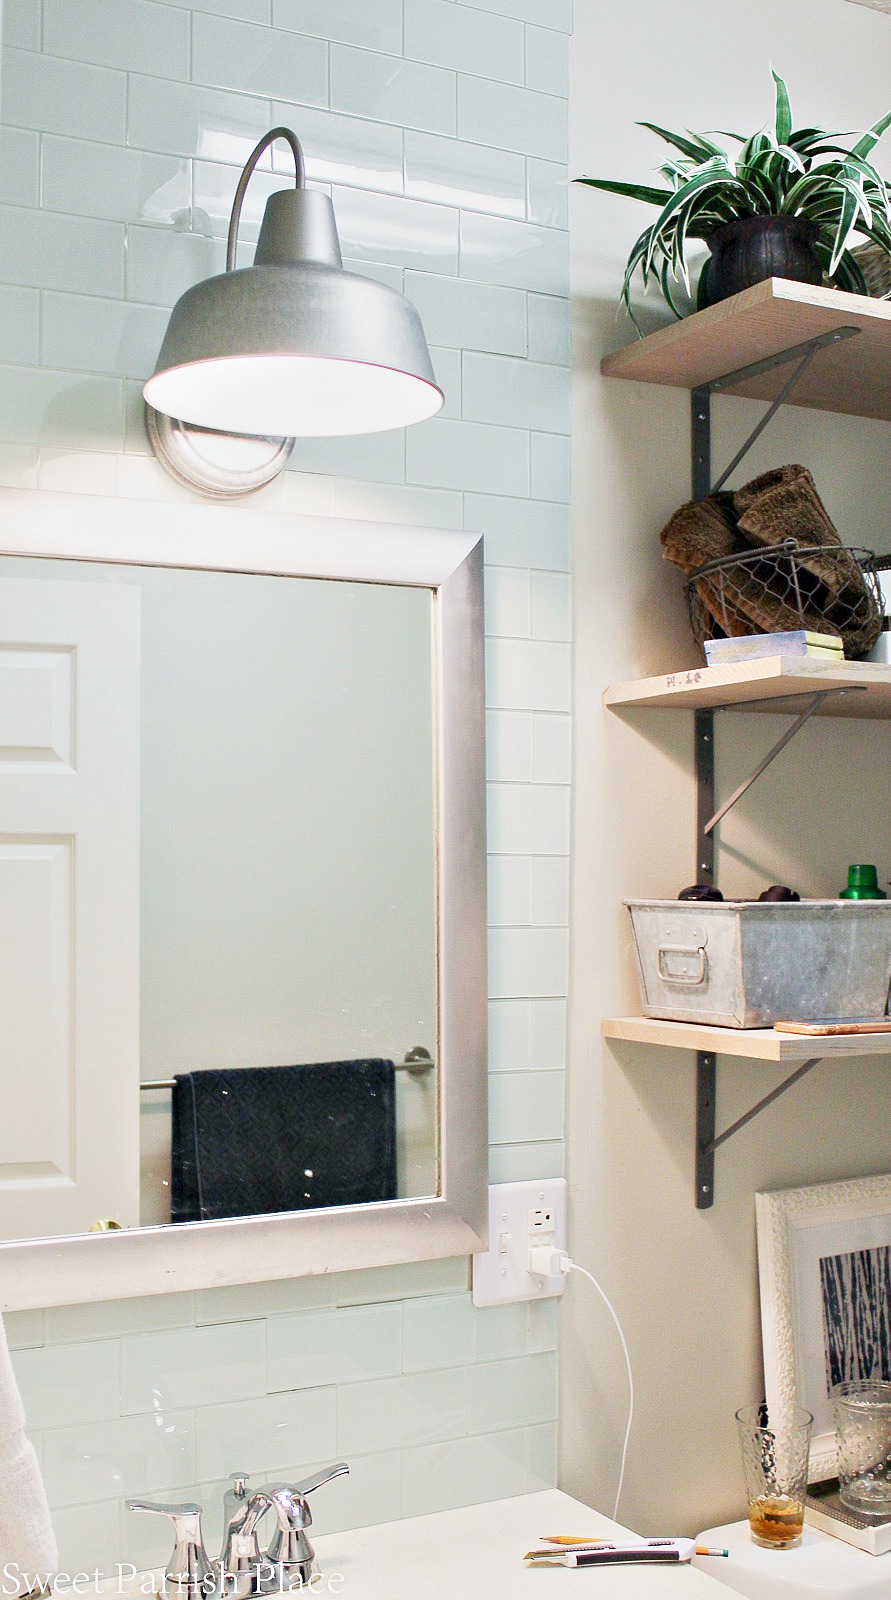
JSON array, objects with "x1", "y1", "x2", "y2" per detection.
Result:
[{"x1": 472, "y1": 1178, "x2": 567, "y2": 1307}]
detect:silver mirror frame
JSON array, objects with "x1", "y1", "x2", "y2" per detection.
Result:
[{"x1": 0, "y1": 487, "x2": 487, "y2": 1310}]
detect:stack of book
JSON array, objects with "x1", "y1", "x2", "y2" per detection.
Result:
[{"x1": 704, "y1": 629, "x2": 845, "y2": 666}]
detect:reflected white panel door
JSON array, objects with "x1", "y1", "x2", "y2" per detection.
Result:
[{"x1": 0, "y1": 577, "x2": 140, "y2": 1239}]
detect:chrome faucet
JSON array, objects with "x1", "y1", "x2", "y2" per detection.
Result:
[{"x1": 129, "y1": 1462, "x2": 349, "y2": 1596}]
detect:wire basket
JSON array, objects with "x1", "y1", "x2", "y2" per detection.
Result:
[{"x1": 684, "y1": 539, "x2": 883, "y2": 661}]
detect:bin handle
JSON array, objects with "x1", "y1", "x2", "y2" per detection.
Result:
[{"x1": 657, "y1": 944, "x2": 708, "y2": 985}]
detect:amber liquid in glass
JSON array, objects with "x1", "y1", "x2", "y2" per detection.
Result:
[{"x1": 748, "y1": 1494, "x2": 805, "y2": 1548}]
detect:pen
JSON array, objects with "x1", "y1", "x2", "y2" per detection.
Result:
[
  {"x1": 526, "y1": 1539, "x2": 729, "y2": 1566},
  {"x1": 540, "y1": 1536, "x2": 728, "y2": 1557}
]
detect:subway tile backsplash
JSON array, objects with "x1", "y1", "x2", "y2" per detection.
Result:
[{"x1": 0, "y1": 0, "x2": 569, "y2": 1571}]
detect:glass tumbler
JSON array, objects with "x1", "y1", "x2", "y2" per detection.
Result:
[
  {"x1": 833, "y1": 1380, "x2": 891, "y2": 1520},
  {"x1": 735, "y1": 1402, "x2": 813, "y2": 1549}
]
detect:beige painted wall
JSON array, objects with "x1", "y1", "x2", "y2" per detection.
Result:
[{"x1": 565, "y1": 0, "x2": 891, "y2": 1536}]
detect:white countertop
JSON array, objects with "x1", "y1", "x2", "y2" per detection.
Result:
[
  {"x1": 692, "y1": 1518, "x2": 891, "y2": 1599},
  {"x1": 309, "y1": 1491, "x2": 730, "y2": 1600},
  {"x1": 98, "y1": 1491, "x2": 731, "y2": 1599}
]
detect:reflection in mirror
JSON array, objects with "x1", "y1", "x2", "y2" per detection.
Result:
[{"x1": 0, "y1": 555, "x2": 438, "y2": 1243}]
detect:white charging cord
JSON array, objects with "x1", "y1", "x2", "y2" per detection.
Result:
[{"x1": 528, "y1": 1245, "x2": 634, "y2": 1522}]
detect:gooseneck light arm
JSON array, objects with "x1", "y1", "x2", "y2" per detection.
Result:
[{"x1": 226, "y1": 128, "x2": 306, "y2": 274}]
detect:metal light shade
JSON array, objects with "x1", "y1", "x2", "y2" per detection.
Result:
[{"x1": 144, "y1": 130, "x2": 444, "y2": 439}]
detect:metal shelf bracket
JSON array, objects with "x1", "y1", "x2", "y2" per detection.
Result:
[
  {"x1": 691, "y1": 326, "x2": 860, "y2": 499},
  {"x1": 695, "y1": 1052, "x2": 823, "y2": 1208}
]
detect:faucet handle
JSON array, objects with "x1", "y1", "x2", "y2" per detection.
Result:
[
  {"x1": 290, "y1": 1461, "x2": 350, "y2": 1501},
  {"x1": 127, "y1": 1500, "x2": 214, "y2": 1596}
]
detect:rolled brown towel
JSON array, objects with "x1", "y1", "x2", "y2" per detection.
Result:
[{"x1": 660, "y1": 491, "x2": 745, "y2": 575}]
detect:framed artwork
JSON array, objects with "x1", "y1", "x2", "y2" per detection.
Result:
[{"x1": 756, "y1": 1173, "x2": 891, "y2": 1481}]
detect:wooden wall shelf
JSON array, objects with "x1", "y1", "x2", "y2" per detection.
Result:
[
  {"x1": 604, "y1": 659, "x2": 891, "y2": 718},
  {"x1": 600, "y1": 278, "x2": 891, "y2": 421},
  {"x1": 602, "y1": 1016, "x2": 891, "y2": 1064}
]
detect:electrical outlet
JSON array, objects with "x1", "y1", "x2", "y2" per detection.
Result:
[{"x1": 472, "y1": 1178, "x2": 567, "y2": 1307}]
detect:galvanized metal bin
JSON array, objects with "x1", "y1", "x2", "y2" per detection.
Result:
[{"x1": 626, "y1": 900, "x2": 891, "y2": 1028}]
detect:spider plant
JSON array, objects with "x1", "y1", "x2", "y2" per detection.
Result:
[{"x1": 575, "y1": 69, "x2": 891, "y2": 330}]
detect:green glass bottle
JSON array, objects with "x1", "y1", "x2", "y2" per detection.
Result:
[{"x1": 840, "y1": 864, "x2": 887, "y2": 900}]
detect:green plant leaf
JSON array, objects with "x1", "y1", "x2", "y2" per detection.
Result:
[
  {"x1": 637, "y1": 121, "x2": 724, "y2": 162},
  {"x1": 852, "y1": 108, "x2": 891, "y2": 161},
  {"x1": 772, "y1": 68, "x2": 793, "y2": 145},
  {"x1": 573, "y1": 177, "x2": 675, "y2": 206}
]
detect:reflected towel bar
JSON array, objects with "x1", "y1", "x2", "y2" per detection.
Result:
[{"x1": 140, "y1": 1048, "x2": 435, "y2": 1091}]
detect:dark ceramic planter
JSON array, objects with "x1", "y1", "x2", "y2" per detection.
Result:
[{"x1": 699, "y1": 214, "x2": 823, "y2": 307}]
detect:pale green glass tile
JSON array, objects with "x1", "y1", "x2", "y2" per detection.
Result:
[
  {"x1": 43, "y1": 137, "x2": 190, "y2": 226},
  {"x1": 485, "y1": 637, "x2": 570, "y2": 714},
  {"x1": 5, "y1": 0, "x2": 42, "y2": 50},
  {"x1": 196, "y1": 1275, "x2": 335, "y2": 1324},
  {"x1": 44, "y1": 0, "x2": 190, "y2": 78},
  {"x1": 458, "y1": 75, "x2": 566, "y2": 162},
  {"x1": 524, "y1": 24, "x2": 568, "y2": 98},
  {"x1": 464, "y1": 493, "x2": 569, "y2": 571},
  {"x1": 0, "y1": 366, "x2": 125, "y2": 450},
  {"x1": 467, "y1": 1350, "x2": 556, "y2": 1433},
  {"x1": 0, "y1": 285, "x2": 39, "y2": 365},
  {"x1": 0, "y1": 206, "x2": 125, "y2": 294},
  {"x1": 12, "y1": 1340, "x2": 122, "y2": 1429},
  {"x1": 401, "y1": 1426, "x2": 527, "y2": 1516},
  {"x1": 460, "y1": 212, "x2": 568, "y2": 295},
  {"x1": 125, "y1": 226, "x2": 225, "y2": 307},
  {"x1": 120, "y1": 1321, "x2": 266, "y2": 1415},
  {"x1": 53, "y1": 1499, "x2": 120, "y2": 1579},
  {"x1": 526, "y1": 1296, "x2": 559, "y2": 1353},
  {"x1": 404, "y1": 271, "x2": 526, "y2": 356},
  {"x1": 531, "y1": 431, "x2": 570, "y2": 502},
  {"x1": 192, "y1": 11, "x2": 328, "y2": 103},
  {"x1": 270, "y1": 102, "x2": 403, "y2": 194},
  {"x1": 336, "y1": 1367, "x2": 467, "y2": 1455},
  {"x1": 44, "y1": 1293, "x2": 197, "y2": 1344},
  {"x1": 128, "y1": 74, "x2": 273, "y2": 162},
  {"x1": 3, "y1": 48, "x2": 127, "y2": 143},
  {"x1": 273, "y1": 0, "x2": 403, "y2": 51},
  {"x1": 488, "y1": 1069, "x2": 564, "y2": 1143},
  {"x1": 405, "y1": 130, "x2": 525, "y2": 220},
  {"x1": 333, "y1": 1257, "x2": 469, "y2": 1305},
  {"x1": 43, "y1": 1410, "x2": 195, "y2": 1509},
  {"x1": 488, "y1": 928, "x2": 568, "y2": 1003},
  {"x1": 330, "y1": 43, "x2": 456, "y2": 137},
  {"x1": 527, "y1": 156, "x2": 567, "y2": 230},
  {"x1": 289, "y1": 426, "x2": 406, "y2": 486},
  {"x1": 333, "y1": 185, "x2": 459, "y2": 274},
  {"x1": 268, "y1": 1303, "x2": 403, "y2": 1391},
  {"x1": 463, "y1": 351, "x2": 570, "y2": 431},
  {"x1": 402, "y1": 1293, "x2": 475, "y2": 1371},
  {"x1": 458, "y1": 0, "x2": 571, "y2": 28},
  {"x1": 41, "y1": 293, "x2": 169, "y2": 380},
  {"x1": 406, "y1": 416, "x2": 529, "y2": 495},
  {"x1": 473, "y1": 1299, "x2": 531, "y2": 1362},
  {"x1": 488, "y1": 998, "x2": 533, "y2": 1070},
  {"x1": 3, "y1": 1309, "x2": 44, "y2": 1349},
  {"x1": 329, "y1": 477, "x2": 463, "y2": 530},
  {"x1": 487, "y1": 1140, "x2": 565, "y2": 1183},
  {"x1": 527, "y1": 291, "x2": 572, "y2": 366},
  {"x1": 526, "y1": 1418, "x2": 558, "y2": 1489},
  {"x1": 484, "y1": 712, "x2": 534, "y2": 785},
  {"x1": 0, "y1": 128, "x2": 40, "y2": 207},
  {"x1": 405, "y1": 0, "x2": 524, "y2": 83},
  {"x1": 196, "y1": 1386, "x2": 336, "y2": 1480}
]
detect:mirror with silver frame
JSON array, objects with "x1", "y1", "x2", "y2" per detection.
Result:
[{"x1": 0, "y1": 488, "x2": 487, "y2": 1310}]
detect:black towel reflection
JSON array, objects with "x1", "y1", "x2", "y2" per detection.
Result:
[{"x1": 171, "y1": 1059, "x2": 397, "y2": 1223}]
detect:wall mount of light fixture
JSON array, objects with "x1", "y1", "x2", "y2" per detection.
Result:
[{"x1": 143, "y1": 127, "x2": 444, "y2": 499}]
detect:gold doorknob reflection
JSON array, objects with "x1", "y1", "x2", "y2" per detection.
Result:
[{"x1": 90, "y1": 1218, "x2": 123, "y2": 1231}]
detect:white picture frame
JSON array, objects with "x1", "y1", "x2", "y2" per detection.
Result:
[{"x1": 756, "y1": 1173, "x2": 891, "y2": 1481}]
